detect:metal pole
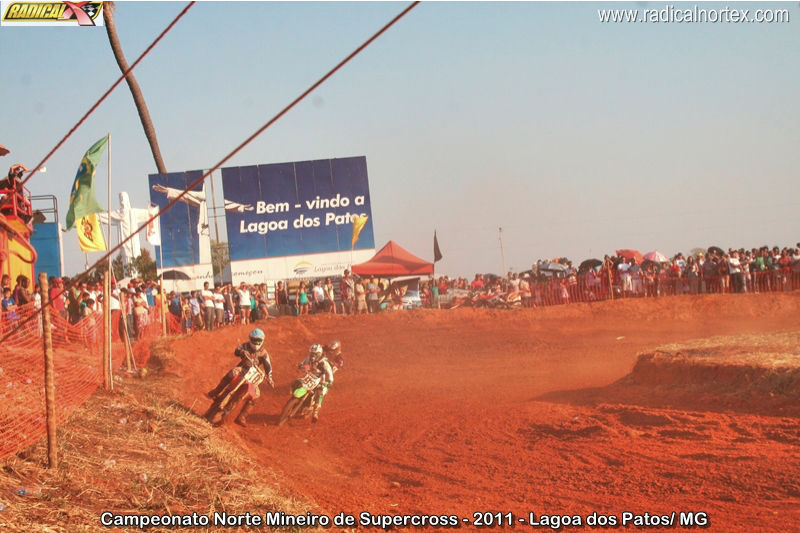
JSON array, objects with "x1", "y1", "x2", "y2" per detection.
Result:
[
  {"x1": 160, "y1": 284, "x2": 166, "y2": 337},
  {"x1": 208, "y1": 169, "x2": 221, "y2": 284},
  {"x1": 106, "y1": 133, "x2": 113, "y2": 388},
  {"x1": 103, "y1": 271, "x2": 111, "y2": 390},
  {"x1": 39, "y1": 273, "x2": 57, "y2": 468},
  {"x1": 498, "y1": 227, "x2": 506, "y2": 276}
]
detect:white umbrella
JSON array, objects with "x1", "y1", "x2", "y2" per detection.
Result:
[{"x1": 643, "y1": 251, "x2": 668, "y2": 263}]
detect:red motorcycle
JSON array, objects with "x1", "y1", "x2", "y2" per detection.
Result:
[{"x1": 204, "y1": 365, "x2": 266, "y2": 426}]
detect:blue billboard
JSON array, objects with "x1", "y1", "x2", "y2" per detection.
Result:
[
  {"x1": 222, "y1": 156, "x2": 374, "y2": 261},
  {"x1": 31, "y1": 222, "x2": 62, "y2": 279},
  {"x1": 148, "y1": 171, "x2": 213, "y2": 289}
]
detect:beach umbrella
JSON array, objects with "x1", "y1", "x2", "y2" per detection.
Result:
[
  {"x1": 0, "y1": 144, "x2": 9, "y2": 157},
  {"x1": 643, "y1": 251, "x2": 668, "y2": 263},
  {"x1": 615, "y1": 249, "x2": 644, "y2": 264},
  {"x1": 541, "y1": 261, "x2": 568, "y2": 273},
  {"x1": 160, "y1": 269, "x2": 191, "y2": 281},
  {"x1": 578, "y1": 258, "x2": 602, "y2": 272}
]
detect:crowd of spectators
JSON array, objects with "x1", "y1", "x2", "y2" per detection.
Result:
[
  {"x1": 418, "y1": 243, "x2": 800, "y2": 308},
  {"x1": 4, "y1": 243, "x2": 799, "y2": 332},
  {"x1": 164, "y1": 268, "x2": 405, "y2": 332}
]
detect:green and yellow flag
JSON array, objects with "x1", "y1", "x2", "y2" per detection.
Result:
[
  {"x1": 76, "y1": 213, "x2": 107, "y2": 252},
  {"x1": 351, "y1": 215, "x2": 368, "y2": 248},
  {"x1": 65, "y1": 136, "x2": 108, "y2": 230}
]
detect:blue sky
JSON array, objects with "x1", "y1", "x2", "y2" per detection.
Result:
[{"x1": 2, "y1": 1, "x2": 798, "y2": 277}]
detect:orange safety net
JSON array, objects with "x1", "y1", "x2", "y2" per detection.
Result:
[
  {"x1": 126, "y1": 307, "x2": 183, "y2": 368},
  {"x1": 0, "y1": 302, "x2": 178, "y2": 461},
  {"x1": 0, "y1": 302, "x2": 107, "y2": 460}
]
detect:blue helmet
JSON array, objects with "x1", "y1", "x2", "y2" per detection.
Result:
[{"x1": 249, "y1": 328, "x2": 265, "y2": 349}]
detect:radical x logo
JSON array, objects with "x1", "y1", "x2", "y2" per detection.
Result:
[{"x1": 1, "y1": 1, "x2": 103, "y2": 26}]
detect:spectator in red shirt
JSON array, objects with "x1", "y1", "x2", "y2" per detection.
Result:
[
  {"x1": 470, "y1": 274, "x2": 485, "y2": 291},
  {"x1": 49, "y1": 278, "x2": 66, "y2": 318}
]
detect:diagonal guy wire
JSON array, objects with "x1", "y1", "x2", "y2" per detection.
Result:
[
  {"x1": 2, "y1": 2, "x2": 420, "y2": 343},
  {"x1": 79, "y1": 1, "x2": 420, "y2": 286},
  {"x1": 21, "y1": 2, "x2": 196, "y2": 187}
]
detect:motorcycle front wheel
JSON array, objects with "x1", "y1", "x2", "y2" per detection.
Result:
[{"x1": 277, "y1": 396, "x2": 304, "y2": 426}]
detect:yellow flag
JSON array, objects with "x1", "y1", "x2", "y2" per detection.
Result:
[
  {"x1": 76, "y1": 213, "x2": 107, "y2": 252},
  {"x1": 351, "y1": 215, "x2": 368, "y2": 248}
]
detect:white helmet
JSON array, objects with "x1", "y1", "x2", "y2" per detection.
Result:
[{"x1": 309, "y1": 343, "x2": 323, "y2": 363}]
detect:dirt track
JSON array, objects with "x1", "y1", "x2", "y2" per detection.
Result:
[{"x1": 169, "y1": 293, "x2": 800, "y2": 531}]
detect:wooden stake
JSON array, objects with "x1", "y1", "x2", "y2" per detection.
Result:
[
  {"x1": 120, "y1": 306, "x2": 135, "y2": 372},
  {"x1": 39, "y1": 273, "x2": 57, "y2": 468},
  {"x1": 160, "y1": 286, "x2": 166, "y2": 338}
]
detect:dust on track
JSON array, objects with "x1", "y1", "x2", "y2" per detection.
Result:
[{"x1": 168, "y1": 292, "x2": 800, "y2": 531}]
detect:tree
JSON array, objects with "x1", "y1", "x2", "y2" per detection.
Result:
[
  {"x1": 86, "y1": 253, "x2": 124, "y2": 283},
  {"x1": 88, "y1": 261, "x2": 108, "y2": 285},
  {"x1": 111, "y1": 254, "x2": 125, "y2": 280},
  {"x1": 103, "y1": 2, "x2": 167, "y2": 174},
  {"x1": 211, "y1": 240, "x2": 230, "y2": 279},
  {"x1": 130, "y1": 250, "x2": 157, "y2": 281},
  {"x1": 690, "y1": 247, "x2": 706, "y2": 258}
]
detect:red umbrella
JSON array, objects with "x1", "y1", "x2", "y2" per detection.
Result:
[
  {"x1": 616, "y1": 249, "x2": 644, "y2": 263},
  {"x1": 0, "y1": 144, "x2": 9, "y2": 157}
]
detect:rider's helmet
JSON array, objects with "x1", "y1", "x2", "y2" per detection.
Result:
[
  {"x1": 326, "y1": 340, "x2": 342, "y2": 357},
  {"x1": 309, "y1": 343, "x2": 324, "y2": 363},
  {"x1": 249, "y1": 328, "x2": 265, "y2": 350},
  {"x1": 326, "y1": 340, "x2": 343, "y2": 368}
]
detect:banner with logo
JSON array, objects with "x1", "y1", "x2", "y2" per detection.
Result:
[
  {"x1": 147, "y1": 171, "x2": 213, "y2": 291},
  {"x1": 1, "y1": 1, "x2": 104, "y2": 26},
  {"x1": 221, "y1": 156, "x2": 376, "y2": 283}
]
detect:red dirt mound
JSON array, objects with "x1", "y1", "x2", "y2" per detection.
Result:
[{"x1": 167, "y1": 293, "x2": 800, "y2": 531}]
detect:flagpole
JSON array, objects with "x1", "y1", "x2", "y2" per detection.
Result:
[
  {"x1": 158, "y1": 244, "x2": 166, "y2": 289},
  {"x1": 432, "y1": 240, "x2": 436, "y2": 310},
  {"x1": 433, "y1": 229, "x2": 441, "y2": 309},
  {"x1": 107, "y1": 133, "x2": 113, "y2": 389}
]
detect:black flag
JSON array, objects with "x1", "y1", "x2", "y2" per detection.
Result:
[{"x1": 433, "y1": 231, "x2": 443, "y2": 263}]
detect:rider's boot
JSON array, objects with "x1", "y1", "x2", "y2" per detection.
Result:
[
  {"x1": 311, "y1": 403, "x2": 321, "y2": 423},
  {"x1": 207, "y1": 374, "x2": 232, "y2": 399},
  {"x1": 235, "y1": 399, "x2": 254, "y2": 427},
  {"x1": 216, "y1": 406, "x2": 234, "y2": 427},
  {"x1": 204, "y1": 404, "x2": 221, "y2": 424}
]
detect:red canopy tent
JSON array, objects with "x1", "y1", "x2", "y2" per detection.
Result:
[{"x1": 352, "y1": 240, "x2": 433, "y2": 277}]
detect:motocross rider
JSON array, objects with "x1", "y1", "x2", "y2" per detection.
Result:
[
  {"x1": 299, "y1": 341, "x2": 343, "y2": 423},
  {"x1": 206, "y1": 328, "x2": 274, "y2": 426}
]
